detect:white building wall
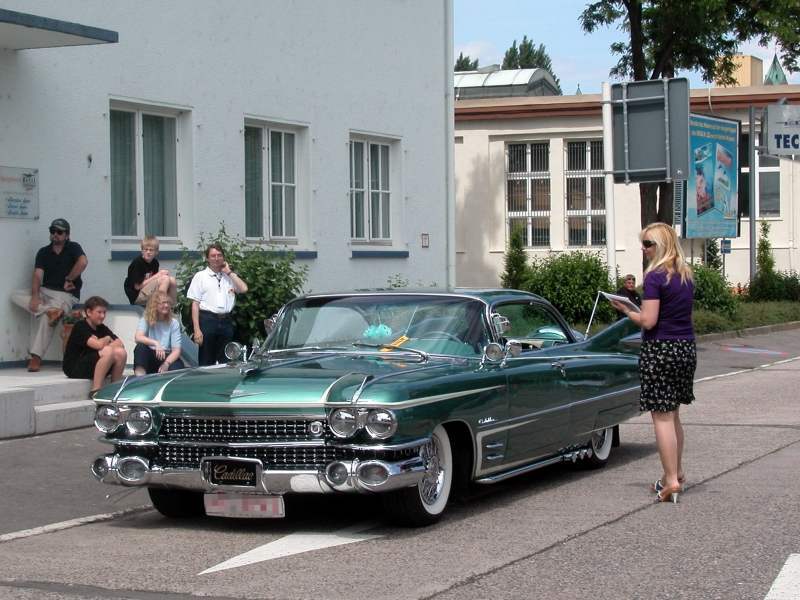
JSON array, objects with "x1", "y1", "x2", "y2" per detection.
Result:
[
  {"x1": 0, "y1": 0, "x2": 453, "y2": 362},
  {"x1": 455, "y1": 107, "x2": 799, "y2": 288}
]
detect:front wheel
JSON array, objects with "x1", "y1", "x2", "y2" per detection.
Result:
[
  {"x1": 148, "y1": 488, "x2": 205, "y2": 518},
  {"x1": 382, "y1": 424, "x2": 453, "y2": 527},
  {"x1": 583, "y1": 426, "x2": 615, "y2": 469}
]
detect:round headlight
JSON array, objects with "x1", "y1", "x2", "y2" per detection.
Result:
[
  {"x1": 117, "y1": 457, "x2": 149, "y2": 483},
  {"x1": 329, "y1": 408, "x2": 359, "y2": 438},
  {"x1": 125, "y1": 407, "x2": 153, "y2": 436},
  {"x1": 94, "y1": 405, "x2": 120, "y2": 433},
  {"x1": 365, "y1": 409, "x2": 397, "y2": 439}
]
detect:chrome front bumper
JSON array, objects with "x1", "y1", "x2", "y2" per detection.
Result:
[{"x1": 91, "y1": 452, "x2": 427, "y2": 495}]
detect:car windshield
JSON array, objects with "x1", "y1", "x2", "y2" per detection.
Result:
[{"x1": 268, "y1": 295, "x2": 490, "y2": 358}]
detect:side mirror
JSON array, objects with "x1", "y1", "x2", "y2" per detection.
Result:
[
  {"x1": 505, "y1": 340, "x2": 522, "y2": 358},
  {"x1": 482, "y1": 342, "x2": 505, "y2": 364},
  {"x1": 224, "y1": 342, "x2": 245, "y2": 361},
  {"x1": 571, "y1": 329, "x2": 587, "y2": 342},
  {"x1": 490, "y1": 313, "x2": 511, "y2": 336}
]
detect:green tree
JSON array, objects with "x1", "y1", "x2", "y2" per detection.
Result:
[
  {"x1": 454, "y1": 52, "x2": 479, "y2": 71},
  {"x1": 502, "y1": 36, "x2": 562, "y2": 92},
  {"x1": 756, "y1": 220, "x2": 775, "y2": 274},
  {"x1": 501, "y1": 230, "x2": 530, "y2": 289},
  {"x1": 580, "y1": 0, "x2": 800, "y2": 228},
  {"x1": 704, "y1": 238, "x2": 722, "y2": 271}
]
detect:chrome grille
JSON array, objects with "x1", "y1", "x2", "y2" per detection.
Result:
[
  {"x1": 159, "y1": 416, "x2": 327, "y2": 443},
  {"x1": 155, "y1": 445, "x2": 354, "y2": 470}
]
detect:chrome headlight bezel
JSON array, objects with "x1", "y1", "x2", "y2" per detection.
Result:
[
  {"x1": 329, "y1": 408, "x2": 360, "y2": 438},
  {"x1": 94, "y1": 405, "x2": 120, "y2": 433},
  {"x1": 364, "y1": 409, "x2": 397, "y2": 439},
  {"x1": 124, "y1": 407, "x2": 153, "y2": 436}
]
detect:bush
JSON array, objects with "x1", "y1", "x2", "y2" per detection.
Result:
[
  {"x1": 692, "y1": 309, "x2": 732, "y2": 335},
  {"x1": 175, "y1": 226, "x2": 308, "y2": 344},
  {"x1": 692, "y1": 264, "x2": 738, "y2": 319},
  {"x1": 501, "y1": 230, "x2": 530, "y2": 289},
  {"x1": 523, "y1": 251, "x2": 614, "y2": 324}
]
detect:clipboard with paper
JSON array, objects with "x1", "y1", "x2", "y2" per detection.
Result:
[{"x1": 584, "y1": 291, "x2": 641, "y2": 337}]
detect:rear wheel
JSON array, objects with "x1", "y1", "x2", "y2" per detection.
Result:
[
  {"x1": 583, "y1": 426, "x2": 614, "y2": 469},
  {"x1": 382, "y1": 424, "x2": 453, "y2": 527},
  {"x1": 148, "y1": 488, "x2": 205, "y2": 518}
]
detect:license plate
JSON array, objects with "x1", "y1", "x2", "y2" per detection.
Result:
[
  {"x1": 202, "y1": 458, "x2": 259, "y2": 487},
  {"x1": 204, "y1": 493, "x2": 285, "y2": 518}
]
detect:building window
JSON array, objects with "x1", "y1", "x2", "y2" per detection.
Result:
[
  {"x1": 506, "y1": 142, "x2": 550, "y2": 247},
  {"x1": 565, "y1": 140, "x2": 605, "y2": 246},
  {"x1": 739, "y1": 132, "x2": 780, "y2": 219},
  {"x1": 350, "y1": 139, "x2": 390, "y2": 240},
  {"x1": 245, "y1": 126, "x2": 296, "y2": 239},
  {"x1": 110, "y1": 108, "x2": 178, "y2": 238}
]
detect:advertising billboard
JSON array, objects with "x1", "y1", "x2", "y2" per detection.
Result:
[{"x1": 684, "y1": 114, "x2": 739, "y2": 239}]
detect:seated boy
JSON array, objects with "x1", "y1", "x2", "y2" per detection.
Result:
[
  {"x1": 62, "y1": 296, "x2": 127, "y2": 397},
  {"x1": 123, "y1": 235, "x2": 177, "y2": 306}
]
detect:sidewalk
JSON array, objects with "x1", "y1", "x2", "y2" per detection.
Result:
[
  {"x1": 2, "y1": 322, "x2": 799, "y2": 440},
  {"x1": 0, "y1": 365, "x2": 95, "y2": 438}
]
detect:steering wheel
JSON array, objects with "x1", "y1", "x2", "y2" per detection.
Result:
[{"x1": 415, "y1": 330, "x2": 463, "y2": 343}]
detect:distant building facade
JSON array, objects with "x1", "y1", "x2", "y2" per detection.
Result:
[{"x1": 455, "y1": 80, "x2": 800, "y2": 288}]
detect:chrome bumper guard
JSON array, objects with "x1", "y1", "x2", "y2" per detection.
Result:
[{"x1": 91, "y1": 451, "x2": 427, "y2": 495}]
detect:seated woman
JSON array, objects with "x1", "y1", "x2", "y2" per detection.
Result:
[
  {"x1": 62, "y1": 296, "x2": 127, "y2": 397},
  {"x1": 133, "y1": 291, "x2": 184, "y2": 375}
]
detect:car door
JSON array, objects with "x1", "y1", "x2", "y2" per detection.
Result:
[{"x1": 492, "y1": 301, "x2": 572, "y2": 464}]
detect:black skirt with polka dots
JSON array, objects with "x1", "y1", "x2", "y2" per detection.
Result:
[{"x1": 639, "y1": 339, "x2": 697, "y2": 412}]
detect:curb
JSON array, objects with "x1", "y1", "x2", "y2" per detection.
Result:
[{"x1": 696, "y1": 320, "x2": 800, "y2": 343}]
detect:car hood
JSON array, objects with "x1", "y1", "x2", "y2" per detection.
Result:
[{"x1": 101, "y1": 354, "x2": 476, "y2": 407}]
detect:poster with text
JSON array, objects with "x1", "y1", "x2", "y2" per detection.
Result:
[
  {"x1": 685, "y1": 114, "x2": 739, "y2": 239},
  {"x1": 0, "y1": 166, "x2": 39, "y2": 220}
]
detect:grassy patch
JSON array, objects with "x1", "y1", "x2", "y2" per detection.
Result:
[{"x1": 578, "y1": 301, "x2": 800, "y2": 337}]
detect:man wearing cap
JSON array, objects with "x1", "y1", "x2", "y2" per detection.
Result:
[{"x1": 10, "y1": 219, "x2": 88, "y2": 372}]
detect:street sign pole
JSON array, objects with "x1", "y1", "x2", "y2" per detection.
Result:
[
  {"x1": 602, "y1": 82, "x2": 616, "y2": 281},
  {"x1": 749, "y1": 105, "x2": 757, "y2": 283}
]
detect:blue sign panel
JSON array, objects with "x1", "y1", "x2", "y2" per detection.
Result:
[{"x1": 685, "y1": 114, "x2": 740, "y2": 239}]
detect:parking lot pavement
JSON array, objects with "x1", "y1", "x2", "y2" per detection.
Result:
[{"x1": 0, "y1": 342, "x2": 798, "y2": 599}]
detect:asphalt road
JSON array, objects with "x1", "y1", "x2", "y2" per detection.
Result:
[{"x1": 0, "y1": 328, "x2": 798, "y2": 599}]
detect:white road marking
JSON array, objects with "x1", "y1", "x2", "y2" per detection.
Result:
[
  {"x1": 199, "y1": 521, "x2": 382, "y2": 574},
  {"x1": 0, "y1": 506, "x2": 151, "y2": 543},
  {"x1": 695, "y1": 355, "x2": 800, "y2": 384},
  {"x1": 765, "y1": 554, "x2": 800, "y2": 600}
]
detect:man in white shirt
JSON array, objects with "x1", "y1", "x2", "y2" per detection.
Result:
[{"x1": 186, "y1": 243, "x2": 248, "y2": 365}]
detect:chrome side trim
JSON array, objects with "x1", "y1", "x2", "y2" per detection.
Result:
[
  {"x1": 357, "y1": 385, "x2": 505, "y2": 409},
  {"x1": 474, "y1": 454, "x2": 566, "y2": 484}
]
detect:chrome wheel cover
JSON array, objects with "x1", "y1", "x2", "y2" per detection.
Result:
[{"x1": 420, "y1": 434, "x2": 445, "y2": 506}]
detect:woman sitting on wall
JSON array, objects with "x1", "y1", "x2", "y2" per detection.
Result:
[
  {"x1": 62, "y1": 296, "x2": 127, "y2": 398},
  {"x1": 133, "y1": 291, "x2": 184, "y2": 376}
]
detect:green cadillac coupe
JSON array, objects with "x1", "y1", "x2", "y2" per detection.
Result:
[{"x1": 91, "y1": 290, "x2": 641, "y2": 526}]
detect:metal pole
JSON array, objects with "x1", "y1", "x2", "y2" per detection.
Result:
[
  {"x1": 602, "y1": 82, "x2": 617, "y2": 281},
  {"x1": 749, "y1": 105, "x2": 757, "y2": 283}
]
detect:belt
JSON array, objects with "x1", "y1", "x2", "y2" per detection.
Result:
[{"x1": 200, "y1": 310, "x2": 231, "y2": 320}]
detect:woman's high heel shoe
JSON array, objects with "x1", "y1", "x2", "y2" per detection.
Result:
[
  {"x1": 652, "y1": 475, "x2": 685, "y2": 494},
  {"x1": 655, "y1": 483, "x2": 681, "y2": 503}
]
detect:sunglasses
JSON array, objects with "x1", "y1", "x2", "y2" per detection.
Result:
[
  {"x1": 49, "y1": 228, "x2": 67, "y2": 235},
  {"x1": 641, "y1": 239, "x2": 656, "y2": 248}
]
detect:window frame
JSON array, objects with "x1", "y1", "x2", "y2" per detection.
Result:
[
  {"x1": 350, "y1": 137, "x2": 392, "y2": 242},
  {"x1": 244, "y1": 123, "x2": 298, "y2": 241},
  {"x1": 505, "y1": 141, "x2": 551, "y2": 248},
  {"x1": 109, "y1": 104, "x2": 181, "y2": 241},
  {"x1": 564, "y1": 139, "x2": 606, "y2": 247}
]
